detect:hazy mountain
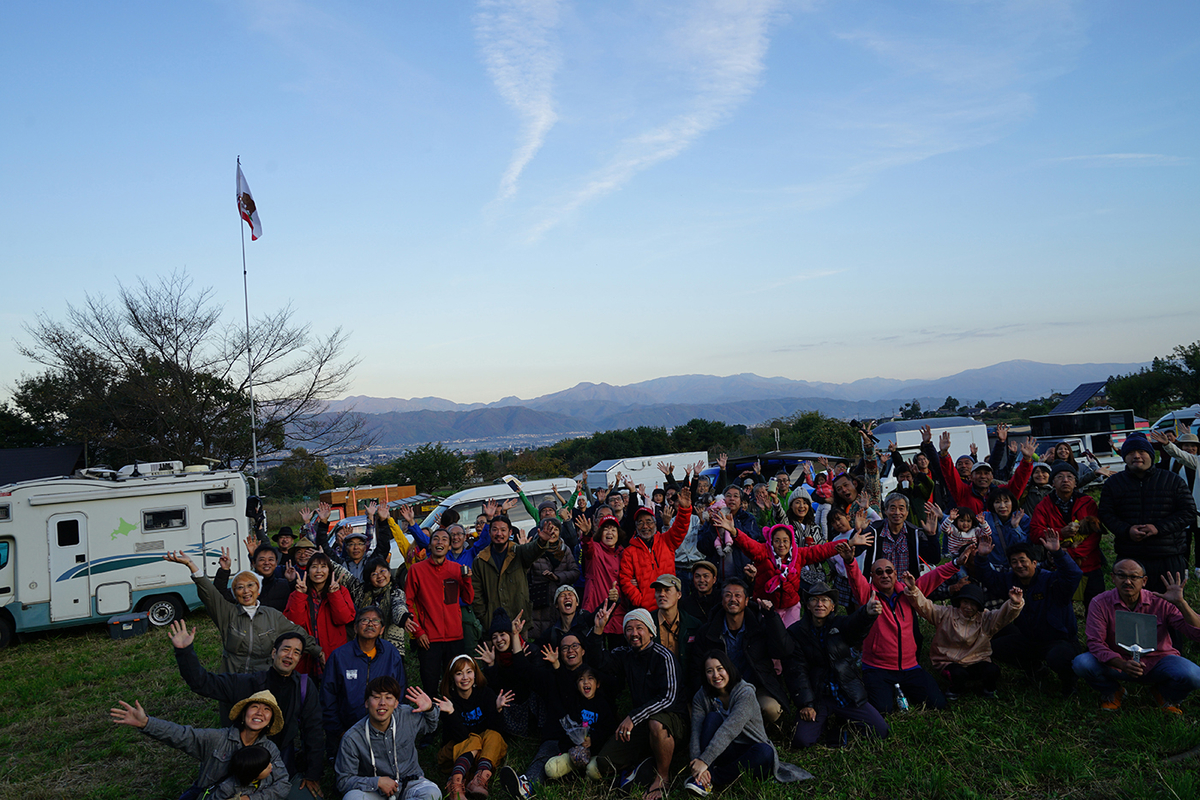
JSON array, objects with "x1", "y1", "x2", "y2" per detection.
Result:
[{"x1": 362, "y1": 406, "x2": 588, "y2": 446}]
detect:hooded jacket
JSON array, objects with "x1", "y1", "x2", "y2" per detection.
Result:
[
  {"x1": 619, "y1": 506, "x2": 692, "y2": 611},
  {"x1": 334, "y1": 705, "x2": 439, "y2": 795},
  {"x1": 733, "y1": 529, "x2": 838, "y2": 610},
  {"x1": 845, "y1": 556, "x2": 958, "y2": 671}
]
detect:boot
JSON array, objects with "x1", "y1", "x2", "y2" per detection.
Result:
[
  {"x1": 445, "y1": 774, "x2": 467, "y2": 800},
  {"x1": 544, "y1": 753, "x2": 574, "y2": 780},
  {"x1": 466, "y1": 768, "x2": 493, "y2": 798}
]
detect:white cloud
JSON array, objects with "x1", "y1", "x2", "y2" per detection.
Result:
[
  {"x1": 529, "y1": 0, "x2": 781, "y2": 238},
  {"x1": 474, "y1": 0, "x2": 564, "y2": 201}
]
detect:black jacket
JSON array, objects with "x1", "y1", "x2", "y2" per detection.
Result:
[
  {"x1": 690, "y1": 605, "x2": 793, "y2": 711},
  {"x1": 586, "y1": 631, "x2": 686, "y2": 723},
  {"x1": 1100, "y1": 466, "x2": 1197, "y2": 561},
  {"x1": 174, "y1": 643, "x2": 325, "y2": 781},
  {"x1": 786, "y1": 607, "x2": 876, "y2": 710}
]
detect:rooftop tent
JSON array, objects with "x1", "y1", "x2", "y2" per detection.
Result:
[{"x1": 0, "y1": 445, "x2": 85, "y2": 486}]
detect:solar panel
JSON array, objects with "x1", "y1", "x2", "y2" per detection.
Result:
[{"x1": 1049, "y1": 381, "x2": 1107, "y2": 415}]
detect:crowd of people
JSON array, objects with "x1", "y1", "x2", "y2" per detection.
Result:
[{"x1": 108, "y1": 424, "x2": 1200, "y2": 800}]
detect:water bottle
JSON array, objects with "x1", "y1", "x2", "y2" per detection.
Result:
[{"x1": 894, "y1": 683, "x2": 910, "y2": 712}]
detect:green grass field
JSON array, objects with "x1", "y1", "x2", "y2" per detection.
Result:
[{"x1": 3, "y1": 599, "x2": 1198, "y2": 800}]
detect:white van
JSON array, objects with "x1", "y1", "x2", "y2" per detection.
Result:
[
  {"x1": 0, "y1": 462, "x2": 251, "y2": 648},
  {"x1": 416, "y1": 478, "x2": 578, "y2": 547},
  {"x1": 586, "y1": 452, "x2": 709, "y2": 495},
  {"x1": 874, "y1": 417, "x2": 989, "y2": 496},
  {"x1": 1152, "y1": 405, "x2": 1200, "y2": 437}
]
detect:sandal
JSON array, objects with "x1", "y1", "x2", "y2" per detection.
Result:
[{"x1": 643, "y1": 776, "x2": 667, "y2": 800}]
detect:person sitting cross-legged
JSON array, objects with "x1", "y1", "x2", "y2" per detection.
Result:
[
  {"x1": 1072, "y1": 561, "x2": 1200, "y2": 714},
  {"x1": 334, "y1": 677, "x2": 442, "y2": 800}
]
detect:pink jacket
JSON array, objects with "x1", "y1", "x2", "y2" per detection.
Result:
[{"x1": 846, "y1": 557, "x2": 958, "y2": 671}]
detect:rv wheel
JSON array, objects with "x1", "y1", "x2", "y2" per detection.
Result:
[
  {"x1": 140, "y1": 595, "x2": 185, "y2": 627},
  {"x1": 0, "y1": 614, "x2": 14, "y2": 650}
]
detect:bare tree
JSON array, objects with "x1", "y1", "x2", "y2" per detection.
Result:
[{"x1": 16, "y1": 271, "x2": 373, "y2": 469}]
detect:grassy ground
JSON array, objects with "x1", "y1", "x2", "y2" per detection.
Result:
[{"x1": 3, "y1": 606, "x2": 1199, "y2": 800}]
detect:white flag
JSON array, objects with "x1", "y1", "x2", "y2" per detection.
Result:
[{"x1": 236, "y1": 163, "x2": 263, "y2": 241}]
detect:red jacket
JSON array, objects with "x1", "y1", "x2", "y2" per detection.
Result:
[
  {"x1": 847, "y1": 557, "x2": 958, "y2": 671},
  {"x1": 283, "y1": 586, "x2": 356, "y2": 674},
  {"x1": 619, "y1": 506, "x2": 692, "y2": 611},
  {"x1": 1030, "y1": 493, "x2": 1102, "y2": 572},
  {"x1": 407, "y1": 556, "x2": 474, "y2": 642},
  {"x1": 940, "y1": 453, "x2": 1034, "y2": 515},
  {"x1": 734, "y1": 532, "x2": 838, "y2": 610}
]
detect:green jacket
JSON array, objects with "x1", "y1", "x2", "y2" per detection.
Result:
[
  {"x1": 194, "y1": 575, "x2": 321, "y2": 673},
  {"x1": 470, "y1": 539, "x2": 541, "y2": 630}
]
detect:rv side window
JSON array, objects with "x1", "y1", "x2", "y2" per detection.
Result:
[
  {"x1": 144, "y1": 508, "x2": 187, "y2": 531},
  {"x1": 57, "y1": 519, "x2": 81, "y2": 547},
  {"x1": 0, "y1": 504, "x2": 9, "y2": 522},
  {"x1": 0, "y1": 540, "x2": 8, "y2": 568},
  {"x1": 203, "y1": 491, "x2": 234, "y2": 508}
]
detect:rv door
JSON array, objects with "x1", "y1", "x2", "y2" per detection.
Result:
[{"x1": 49, "y1": 513, "x2": 91, "y2": 621}]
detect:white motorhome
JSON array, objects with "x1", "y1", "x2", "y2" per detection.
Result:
[
  {"x1": 585, "y1": 452, "x2": 709, "y2": 495},
  {"x1": 0, "y1": 461, "x2": 251, "y2": 647},
  {"x1": 874, "y1": 417, "x2": 989, "y2": 496}
]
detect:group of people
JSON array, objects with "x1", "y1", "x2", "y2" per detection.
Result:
[{"x1": 109, "y1": 424, "x2": 1200, "y2": 800}]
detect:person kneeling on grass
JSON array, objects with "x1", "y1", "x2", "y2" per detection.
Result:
[
  {"x1": 335, "y1": 676, "x2": 441, "y2": 800},
  {"x1": 437, "y1": 654, "x2": 515, "y2": 800},
  {"x1": 685, "y1": 650, "x2": 811, "y2": 796},
  {"x1": 905, "y1": 577, "x2": 1024, "y2": 701},
  {"x1": 110, "y1": 690, "x2": 289, "y2": 800}
]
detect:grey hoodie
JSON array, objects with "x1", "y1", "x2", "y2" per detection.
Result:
[{"x1": 334, "y1": 704, "x2": 439, "y2": 795}]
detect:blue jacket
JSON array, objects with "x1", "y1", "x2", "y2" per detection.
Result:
[
  {"x1": 971, "y1": 547, "x2": 1082, "y2": 643},
  {"x1": 321, "y1": 638, "x2": 407, "y2": 736}
]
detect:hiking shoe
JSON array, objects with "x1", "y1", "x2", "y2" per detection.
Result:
[
  {"x1": 466, "y1": 769, "x2": 493, "y2": 799},
  {"x1": 981, "y1": 689, "x2": 997, "y2": 700},
  {"x1": 1100, "y1": 687, "x2": 1125, "y2": 712},
  {"x1": 944, "y1": 690, "x2": 959, "y2": 702},
  {"x1": 1154, "y1": 690, "x2": 1184, "y2": 716},
  {"x1": 684, "y1": 777, "x2": 712, "y2": 796},
  {"x1": 616, "y1": 758, "x2": 651, "y2": 792},
  {"x1": 499, "y1": 766, "x2": 533, "y2": 799}
]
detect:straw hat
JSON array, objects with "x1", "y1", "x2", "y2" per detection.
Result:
[{"x1": 228, "y1": 689, "x2": 285, "y2": 736}]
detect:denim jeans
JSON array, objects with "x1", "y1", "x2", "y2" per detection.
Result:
[{"x1": 1072, "y1": 653, "x2": 1200, "y2": 703}]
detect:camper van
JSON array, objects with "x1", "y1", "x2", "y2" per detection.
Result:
[
  {"x1": 0, "y1": 461, "x2": 252, "y2": 648},
  {"x1": 585, "y1": 452, "x2": 709, "y2": 495},
  {"x1": 874, "y1": 417, "x2": 989, "y2": 496},
  {"x1": 417, "y1": 478, "x2": 577, "y2": 546}
]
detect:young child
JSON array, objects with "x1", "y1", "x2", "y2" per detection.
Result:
[
  {"x1": 941, "y1": 507, "x2": 993, "y2": 558},
  {"x1": 335, "y1": 676, "x2": 441, "y2": 800},
  {"x1": 542, "y1": 666, "x2": 618, "y2": 783},
  {"x1": 210, "y1": 745, "x2": 273, "y2": 800},
  {"x1": 904, "y1": 577, "x2": 1024, "y2": 700},
  {"x1": 436, "y1": 655, "x2": 515, "y2": 800}
]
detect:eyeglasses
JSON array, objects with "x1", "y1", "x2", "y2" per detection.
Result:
[
  {"x1": 561, "y1": 643, "x2": 582, "y2": 652},
  {"x1": 1113, "y1": 572, "x2": 1146, "y2": 582},
  {"x1": 358, "y1": 618, "x2": 383, "y2": 627},
  {"x1": 872, "y1": 568, "x2": 895, "y2": 576}
]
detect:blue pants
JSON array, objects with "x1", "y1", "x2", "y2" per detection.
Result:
[
  {"x1": 698, "y1": 711, "x2": 774, "y2": 788},
  {"x1": 862, "y1": 665, "x2": 947, "y2": 712},
  {"x1": 1072, "y1": 653, "x2": 1200, "y2": 703}
]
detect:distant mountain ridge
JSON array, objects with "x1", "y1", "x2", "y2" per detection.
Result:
[{"x1": 337, "y1": 359, "x2": 1146, "y2": 448}]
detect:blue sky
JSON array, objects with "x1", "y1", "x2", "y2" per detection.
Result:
[{"x1": 2, "y1": 1, "x2": 1196, "y2": 405}]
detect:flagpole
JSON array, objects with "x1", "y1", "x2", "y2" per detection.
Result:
[{"x1": 238, "y1": 156, "x2": 260, "y2": 480}]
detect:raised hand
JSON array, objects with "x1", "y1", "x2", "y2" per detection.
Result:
[
  {"x1": 955, "y1": 542, "x2": 978, "y2": 567},
  {"x1": 754, "y1": 459, "x2": 762, "y2": 475},
  {"x1": 694, "y1": 460, "x2": 706, "y2": 475},
  {"x1": 976, "y1": 534, "x2": 994, "y2": 557},
  {"x1": 835, "y1": 540, "x2": 854, "y2": 562},
  {"x1": 435, "y1": 696, "x2": 455, "y2": 714},
  {"x1": 328, "y1": 572, "x2": 340, "y2": 593},
  {"x1": 167, "y1": 620, "x2": 196, "y2": 649},
  {"x1": 284, "y1": 563, "x2": 298, "y2": 583},
  {"x1": 398, "y1": 504, "x2": 415, "y2": 526},
  {"x1": 1149, "y1": 429, "x2": 1170, "y2": 445},
  {"x1": 900, "y1": 572, "x2": 918, "y2": 596},
  {"x1": 676, "y1": 486, "x2": 692, "y2": 509},
  {"x1": 854, "y1": 509, "x2": 869, "y2": 532},
  {"x1": 970, "y1": 442, "x2": 979, "y2": 457},
  {"x1": 593, "y1": 600, "x2": 616, "y2": 633},
  {"x1": 496, "y1": 689, "x2": 516, "y2": 711},
  {"x1": 576, "y1": 515, "x2": 592, "y2": 536},
  {"x1": 163, "y1": 551, "x2": 198, "y2": 573},
  {"x1": 1008, "y1": 586, "x2": 1025, "y2": 606},
  {"x1": 866, "y1": 591, "x2": 883, "y2": 616},
  {"x1": 364, "y1": 501, "x2": 379, "y2": 521},
  {"x1": 110, "y1": 699, "x2": 149, "y2": 728},
  {"x1": 939, "y1": 431, "x2": 951, "y2": 452},
  {"x1": 743, "y1": 563, "x2": 758, "y2": 581},
  {"x1": 317, "y1": 501, "x2": 332, "y2": 522},
  {"x1": 657, "y1": 461, "x2": 671, "y2": 476},
  {"x1": 757, "y1": 597, "x2": 773, "y2": 611},
  {"x1": 512, "y1": 610, "x2": 526, "y2": 637},
  {"x1": 608, "y1": 580, "x2": 619, "y2": 602},
  {"x1": 299, "y1": 506, "x2": 314, "y2": 524},
  {"x1": 848, "y1": 529, "x2": 875, "y2": 549},
  {"x1": 294, "y1": 574, "x2": 308, "y2": 594},
  {"x1": 501, "y1": 497, "x2": 519, "y2": 513},
  {"x1": 683, "y1": 464, "x2": 693, "y2": 478},
  {"x1": 406, "y1": 686, "x2": 435, "y2": 713},
  {"x1": 475, "y1": 642, "x2": 496, "y2": 666},
  {"x1": 219, "y1": 546, "x2": 232, "y2": 572},
  {"x1": 1008, "y1": 439, "x2": 1019, "y2": 454},
  {"x1": 1157, "y1": 572, "x2": 1189, "y2": 606},
  {"x1": 243, "y1": 534, "x2": 257, "y2": 557},
  {"x1": 711, "y1": 511, "x2": 735, "y2": 533},
  {"x1": 1012, "y1": 508, "x2": 1025, "y2": 526},
  {"x1": 514, "y1": 528, "x2": 530, "y2": 545},
  {"x1": 1020, "y1": 437, "x2": 1039, "y2": 460},
  {"x1": 540, "y1": 643, "x2": 560, "y2": 669},
  {"x1": 717, "y1": 453, "x2": 728, "y2": 469},
  {"x1": 817, "y1": 456, "x2": 831, "y2": 473},
  {"x1": 483, "y1": 500, "x2": 498, "y2": 518},
  {"x1": 1042, "y1": 528, "x2": 1061, "y2": 553},
  {"x1": 996, "y1": 423, "x2": 1008, "y2": 443}
]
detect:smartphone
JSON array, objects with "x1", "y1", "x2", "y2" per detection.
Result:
[
  {"x1": 502, "y1": 474, "x2": 524, "y2": 494},
  {"x1": 767, "y1": 478, "x2": 777, "y2": 493}
]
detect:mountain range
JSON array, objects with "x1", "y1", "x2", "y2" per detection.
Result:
[{"x1": 333, "y1": 359, "x2": 1144, "y2": 448}]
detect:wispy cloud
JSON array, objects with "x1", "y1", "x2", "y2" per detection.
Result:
[
  {"x1": 1045, "y1": 153, "x2": 1194, "y2": 167},
  {"x1": 475, "y1": 0, "x2": 563, "y2": 202},
  {"x1": 739, "y1": 269, "x2": 844, "y2": 295},
  {"x1": 529, "y1": 0, "x2": 780, "y2": 238}
]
